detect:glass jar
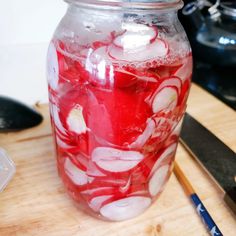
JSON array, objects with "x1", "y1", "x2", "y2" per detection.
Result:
[{"x1": 47, "y1": 0, "x2": 192, "y2": 221}]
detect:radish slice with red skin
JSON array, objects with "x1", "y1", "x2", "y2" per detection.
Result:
[
  {"x1": 145, "y1": 77, "x2": 181, "y2": 107},
  {"x1": 113, "y1": 24, "x2": 158, "y2": 49},
  {"x1": 55, "y1": 125, "x2": 69, "y2": 141},
  {"x1": 108, "y1": 38, "x2": 168, "y2": 62},
  {"x1": 152, "y1": 86, "x2": 178, "y2": 113},
  {"x1": 129, "y1": 118, "x2": 156, "y2": 149},
  {"x1": 51, "y1": 104, "x2": 67, "y2": 136},
  {"x1": 56, "y1": 136, "x2": 73, "y2": 149},
  {"x1": 89, "y1": 195, "x2": 113, "y2": 212},
  {"x1": 157, "y1": 77, "x2": 182, "y2": 95},
  {"x1": 150, "y1": 143, "x2": 177, "y2": 176},
  {"x1": 92, "y1": 147, "x2": 144, "y2": 172},
  {"x1": 66, "y1": 105, "x2": 88, "y2": 134},
  {"x1": 149, "y1": 164, "x2": 169, "y2": 196},
  {"x1": 64, "y1": 158, "x2": 88, "y2": 186},
  {"x1": 100, "y1": 196, "x2": 151, "y2": 221}
]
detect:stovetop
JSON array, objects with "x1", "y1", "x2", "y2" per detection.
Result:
[{"x1": 192, "y1": 62, "x2": 236, "y2": 110}]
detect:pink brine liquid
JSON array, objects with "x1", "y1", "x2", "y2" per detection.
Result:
[{"x1": 47, "y1": 24, "x2": 192, "y2": 221}]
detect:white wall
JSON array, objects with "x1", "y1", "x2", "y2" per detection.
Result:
[{"x1": 0, "y1": 0, "x2": 67, "y2": 104}]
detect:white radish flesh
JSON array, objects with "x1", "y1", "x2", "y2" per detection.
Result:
[
  {"x1": 64, "y1": 158, "x2": 88, "y2": 186},
  {"x1": 108, "y1": 38, "x2": 168, "y2": 62},
  {"x1": 113, "y1": 24, "x2": 157, "y2": 49},
  {"x1": 152, "y1": 87, "x2": 178, "y2": 113},
  {"x1": 67, "y1": 105, "x2": 87, "y2": 134},
  {"x1": 92, "y1": 147, "x2": 144, "y2": 172},
  {"x1": 100, "y1": 196, "x2": 151, "y2": 221},
  {"x1": 149, "y1": 164, "x2": 169, "y2": 196},
  {"x1": 129, "y1": 118, "x2": 156, "y2": 148}
]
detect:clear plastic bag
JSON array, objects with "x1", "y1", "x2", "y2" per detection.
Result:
[{"x1": 0, "y1": 148, "x2": 16, "y2": 192}]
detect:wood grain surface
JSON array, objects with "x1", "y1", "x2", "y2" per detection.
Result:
[{"x1": 0, "y1": 83, "x2": 236, "y2": 236}]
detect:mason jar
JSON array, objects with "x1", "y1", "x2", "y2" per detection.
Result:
[{"x1": 47, "y1": 0, "x2": 192, "y2": 221}]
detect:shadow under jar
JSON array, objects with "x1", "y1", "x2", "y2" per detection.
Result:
[{"x1": 47, "y1": 0, "x2": 192, "y2": 221}]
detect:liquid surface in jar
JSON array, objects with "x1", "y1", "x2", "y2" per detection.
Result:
[{"x1": 47, "y1": 23, "x2": 192, "y2": 221}]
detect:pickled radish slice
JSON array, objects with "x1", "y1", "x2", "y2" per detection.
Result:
[
  {"x1": 152, "y1": 87, "x2": 178, "y2": 113},
  {"x1": 64, "y1": 158, "x2": 88, "y2": 185},
  {"x1": 66, "y1": 153, "x2": 90, "y2": 172},
  {"x1": 157, "y1": 77, "x2": 182, "y2": 95},
  {"x1": 56, "y1": 136, "x2": 73, "y2": 149},
  {"x1": 92, "y1": 177, "x2": 127, "y2": 187},
  {"x1": 174, "y1": 55, "x2": 193, "y2": 80},
  {"x1": 100, "y1": 196, "x2": 151, "y2": 221},
  {"x1": 87, "y1": 161, "x2": 106, "y2": 177},
  {"x1": 47, "y1": 42, "x2": 59, "y2": 90},
  {"x1": 119, "y1": 177, "x2": 131, "y2": 193},
  {"x1": 89, "y1": 195, "x2": 113, "y2": 212},
  {"x1": 81, "y1": 187, "x2": 114, "y2": 196},
  {"x1": 115, "y1": 69, "x2": 158, "y2": 84},
  {"x1": 113, "y1": 24, "x2": 157, "y2": 49},
  {"x1": 171, "y1": 117, "x2": 184, "y2": 136},
  {"x1": 150, "y1": 143, "x2": 177, "y2": 175},
  {"x1": 92, "y1": 147, "x2": 144, "y2": 172},
  {"x1": 147, "y1": 77, "x2": 182, "y2": 113},
  {"x1": 89, "y1": 46, "x2": 110, "y2": 64},
  {"x1": 51, "y1": 104, "x2": 67, "y2": 135},
  {"x1": 130, "y1": 118, "x2": 155, "y2": 148},
  {"x1": 66, "y1": 105, "x2": 87, "y2": 134},
  {"x1": 108, "y1": 38, "x2": 168, "y2": 62},
  {"x1": 149, "y1": 165, "x2": 169, "y2": 196}
]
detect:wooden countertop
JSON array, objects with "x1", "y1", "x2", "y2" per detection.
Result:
[{"x1": 0, "y1": 83, "x2": 236, "y2": 236}]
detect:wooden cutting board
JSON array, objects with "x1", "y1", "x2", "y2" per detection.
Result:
[{"x1": 0, "y1": 84, "x2": 236, "y2": 236}]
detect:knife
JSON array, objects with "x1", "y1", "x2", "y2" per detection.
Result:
[{"x1": 180, "y1": 113, "x2": 236, "y2": 215}]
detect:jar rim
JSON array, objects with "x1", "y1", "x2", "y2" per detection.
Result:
[{"x1": 65, "y1": 0, "x2": 183, "y2": 10}]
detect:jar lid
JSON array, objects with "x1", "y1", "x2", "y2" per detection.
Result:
[
  {"x1": 0, "y1": 148, "x2": 16, "y2": 192},
  {"x1": 66, "y1": 0, "x2": 183, "y2": 10}
]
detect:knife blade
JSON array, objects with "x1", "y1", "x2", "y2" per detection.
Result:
[{"x1": 180, "y1": 113, "x2": 236, "y2": 215}]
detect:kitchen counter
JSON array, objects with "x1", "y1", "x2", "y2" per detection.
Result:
[{"x1": 0, "y1": 83, "x2": 235, "y2": 236}]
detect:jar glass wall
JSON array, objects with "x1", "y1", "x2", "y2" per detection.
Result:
[{"x1": 47, "y1": 0, "x2": 192, "y2": 221}]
